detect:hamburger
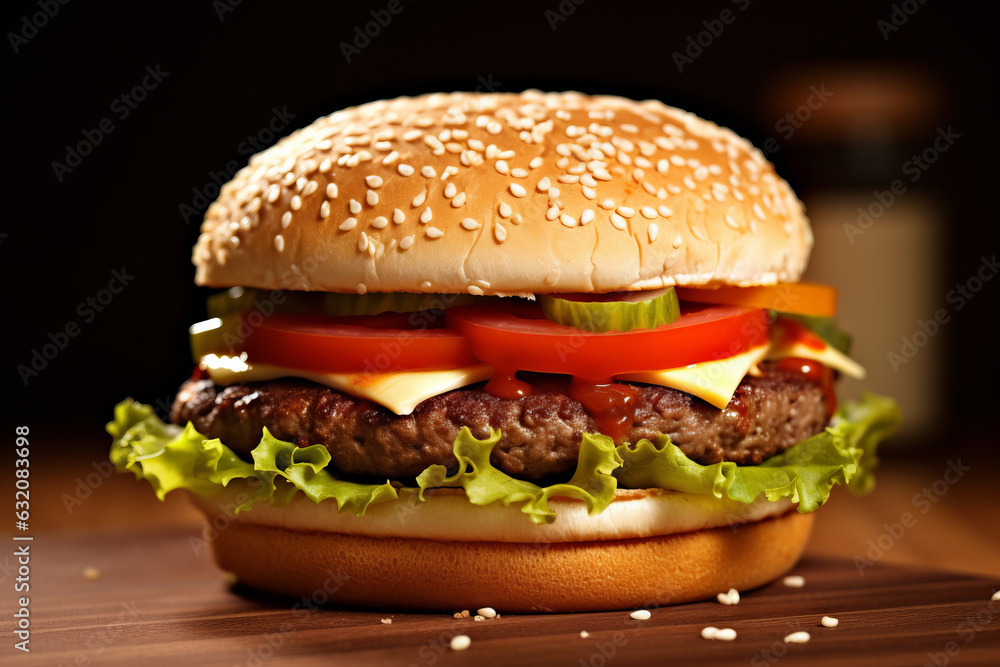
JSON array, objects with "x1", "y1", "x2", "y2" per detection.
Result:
[{"x1": 108, "y1": 91, "x2": 900, "y2": 612}]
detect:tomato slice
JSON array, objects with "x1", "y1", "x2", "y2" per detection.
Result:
[
  {"x1": 238, "y1": 311, "x2": 478, "y2": 373},
  {"x1": 446, "y1": 302, "x2": 770, "y2": 383},
  {"x1": 675, "y1": 283, "x2": 837, "y2": 317}
]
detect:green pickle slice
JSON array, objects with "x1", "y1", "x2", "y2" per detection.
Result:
[{"x1": 539, "y1": 287, "x2": 680, "y2": 333}]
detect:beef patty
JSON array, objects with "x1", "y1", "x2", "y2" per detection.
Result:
[{"x1": 171, "y1": 366, "x2": 828, "y2": 482}]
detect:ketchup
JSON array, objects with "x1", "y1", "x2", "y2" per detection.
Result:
[
  {"x1": 568, "y1": 380, "x2": 638, "y2": 444},
  {"x1": 773, "y1": 357, "x2": 837, "y2": 418},
  {"x1": 485, "y1": 370, "x2": 533, "y2": 399}
]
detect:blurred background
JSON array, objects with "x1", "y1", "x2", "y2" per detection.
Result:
[{"x1": 4, "y1": 0, "x2": 996, "y2": 455}]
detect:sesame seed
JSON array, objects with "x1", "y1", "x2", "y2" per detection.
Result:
[
  {"x1": 356, "y1": 283, "x2": 367, "y2": 295},
  {"x1": 274, "y1": 235, "x2": 285, "y2": 252},
  {"x1": 725, "y1": 214, "x2": 739, "y2": 229},
  {"x1": 513, "y1": 213, "x2": 522, "y2": 224},
  {"x1": 382, "y1": 151, "x2": 399, "y2": 164},
  {"x1": 784, "y1": 632, "x2": 811, "y2": 644},
  {"x1": 487, "y1": 120, "x2": 502, "y2": 135},
  {"x1": 420, "y1": 207, "x2": 432, "y2": 223},
  {"x1": 556, "y1": 157, "x2": 569, "y2": 168},
  {"x1": 339, "y1": 218, "x2": 357, "y2": 231},
  {"x1": 444, "y1": 183, "x2": 457, "y2": 199},
  {"x1": 358, "y1": 232, "x2": 369, "y2": 252},
  {"x1": 683, "y1": 176, "x2": 697, "y2": 190},
  {"x1": 281, "y1": 211, "x2": 292, "y2": 228},
  {"x1": 537, "y1": 177, "x2": 551, "y2": 191},
  {"x1": 84, "y1": 566, "x2": 101, "y2": 580},
  {"x1": 993, "y1": 591, "x2": 1000, "y2": 602},
  {"x1": 326, "y1": 183, "x2": 339, "y2": 198},
  {"x1": 753, "y1": 203, "x2": 767, "y2": 220},
  {"x1": 821, "y1": 616, "x2": 839, "y2": 628},
  {"x1": 648, "y1": 222, "x2": 659, "y2": 242},
  {"x1": 403, "y1": 130, "x2": 421, "y2": 141},
  {"x1": 442, "y1": 166, "x2": 459, "y2": 179},
  {"x1": 266, "y1": 185, "x2": 280, "y2": 203},
  {"x1": 498, "y1": 202, "x2": 512, "y2": 218},
  {"x1": 714, "y1": 628, "x2": 737, "y2": 642},
  {"x1": 461, "y1": 217, "x2": 480, "y2": 230},
  {"x1": 580, "y1": 174, "x2": 597, "y2": 187},
  {"x1": 560, "y1": 213, "x2": 577, "y2": 227},
  {"x1": 599, "y1": 198, "x2": 615, "y2": 210},
  {"x1": 425, "y1": 226, "x2": 443, "y2": 239},
  {"x1": 421, "y1": 166, "x2": 437, "y2": 178},
  {"x1": 371, "y1": 216, "x2": 388, "y2": 228},
  {"x1": 412, "y1": 190, "x2": 427, "y2": 207},
  {"x1": 617, "y1": 206, "x2": 635, "y2": 218},
  {"x1": 290, "y1": 195, "x2": 302, "y2": 211},
  {"x1": 367, "y1": 190, "x2": 379, "y2": 205},
  {"x1": 350, "y1": 199, "x2": 362, "y2": 214},
  {"x1": 398, "y1": 164, "x2": 414, "y2": 176},
  {"x1": 717, "y1": 588, "x2": 740, "y2": 605},
  {"x1": 610, "y1": 213, "x2": 627, "y2": 230},
  {"x1": 581, "y1": 186, "x2": 596, "y2": 199},
  {"x1": 548, "y1": 187, "x2": 560, "y2": 199},
  {"x1": 694, "y1": 166, "x2": 709, "y2": 180},
  {"x1": 452, "y1": 192, "x2": 467, "y2": 207},
  {"x1": 495, "y1": 160, "x2": 509, "y2": 175},
  {"x1": 485, "y1": 144, "x2": 499, "y2": 159},
  {"x1": 529, "y1": 157, "x2": 543, "y2": 168},
  {"x1": 783, "y1": 576, "x2": 805, "y2": 588},
  {"x1": 319, "y1": 159, "x2": 332, "y2": 173},
  {"x1": 393, "y1": 208, "x2": 405, "y2": 224},
  {"x1": 468, "y1": 285, "x2": 484, "y2": 296},
  {"x1": 640, "y1": 206, "x2": 657, "y2": 219},
  {"x1": 450, "y1": 635, "x2": 471, "y2": 651},
  {"x1": 558, "y1": 174, "x2": 580, "y2": 184},
  {"x1": 320, "y1": 201, "x2": 331, "y2": 218},
  {"x1": 494, "y1": 222, "x2": 506, "y2": 243},
  {"x1": 546, "y1": 205, "x2": 559, "y2": 221},
  {"x1": 545, "y1": 268, "x2": 559, "y2": 285},
  {"x1": 509, "y1": 183, "x2": 527, "y2": 197},
  {"x1": 581, "y1": 208, "x2": 595, "y2": 225},
  {"x1": 399, "y1": 235, "x2": 414, "y2": 250},
  {"x1": 366, "y1": 175, "x2": 383, "y2": 188},
  {"x1": 700, "y1": 627, "x2": 719, "y2": 640},
  {"x1": 658, "y1": 205, "x2": 673, "y2": 217},
  {"x1": 380, "y1": 618, "x2": 392, "y2": 625},
  {"x1": 593, "y1": 170, "x2": 612, "y2": 181},
  {"x1": 630, "y1": 610, "x2": 651, "y2": 621}
]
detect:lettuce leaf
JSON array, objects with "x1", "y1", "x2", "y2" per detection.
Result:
[
  {"x1": 415, "y1": 428, "x2": 621, "y2": 524},
  {"x1": 108, "y1": 400, "x2": 397, "y2": 515},
  {"x1": 615, "y1": 393, "x2": 901, "y2": 513},
  {"x1": 108, "y1": 393, "x2": 899, "y2": 522}
]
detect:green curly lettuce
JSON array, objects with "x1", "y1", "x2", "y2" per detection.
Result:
[{"x1": 108, "y1": 393, "x2": 899, "y2": 522}]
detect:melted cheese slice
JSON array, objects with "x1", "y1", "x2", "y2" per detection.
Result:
[
  {"x1": 203, "y1": 354, "x2": 492, "y2": 416},
  {"x1": 767, "y1": 338, "x2": 866, "y2": 380},
  {"x1": 199, "y1": 331, "x2": 865, "y2": 415},
  {"x1": 615, "y1": 344, "x2": 770, "y2": 409}
]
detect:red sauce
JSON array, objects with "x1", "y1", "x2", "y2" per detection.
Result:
[
  {"x1": 568, "y1": 379, "x2": 638, "y2": 444},
  {"x1": 774, "y1": 318, "x2": 826, "y2": 351},
  {"x1": 773, "y1": 357, "x2": 837, "y2": 418},
  {"x1": 485, "y1": 369, "x2": 533, "y2": 399}
]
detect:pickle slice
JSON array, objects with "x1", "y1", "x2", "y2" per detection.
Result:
[
  {"x1": 323, "y1": 292, "x2": 477, "y2": 316},
  {"x1": 539, "y1": 287, "x2": 680, "y2": 333}
]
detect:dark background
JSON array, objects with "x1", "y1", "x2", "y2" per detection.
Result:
[{"x1": 3, "y1": 0, "x2": 996, "y2": 453}]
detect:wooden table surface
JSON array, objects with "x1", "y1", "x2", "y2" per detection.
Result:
[{"x1": 4, "y1": 432, "x2": 1000, "y2": 665}]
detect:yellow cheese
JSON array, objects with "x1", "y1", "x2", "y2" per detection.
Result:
[
  {"x1": 615, "y1": 344, "x2": 770, "y2": 409},
  {"x1": 202, "y1": 354, "x2": 492, "y2": 416},
  {"x1": 196, "y1": 326, "x2": 866, "y2": 415},
  {"x1": 767, "y1": 339, "x2": 866, "y2": 380}
]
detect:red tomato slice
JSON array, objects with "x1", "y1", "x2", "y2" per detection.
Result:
[
  {"x1": 675, "y1": 283, "x2": 837, "y2": 317},
  {"x1": 446, "y1": 302, "x2": 770, "y2": 383},
  {"x1": 239, "y1": 311, "x2": 478, "y2": 373}
]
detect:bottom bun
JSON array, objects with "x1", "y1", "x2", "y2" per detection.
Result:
[{"x1": 200, "y1": 501, "x2": 814, "y2": 612}]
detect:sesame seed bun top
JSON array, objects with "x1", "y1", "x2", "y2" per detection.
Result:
[{"x1": 192, "y1": 91, "x2": 812, "y2": 296}]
